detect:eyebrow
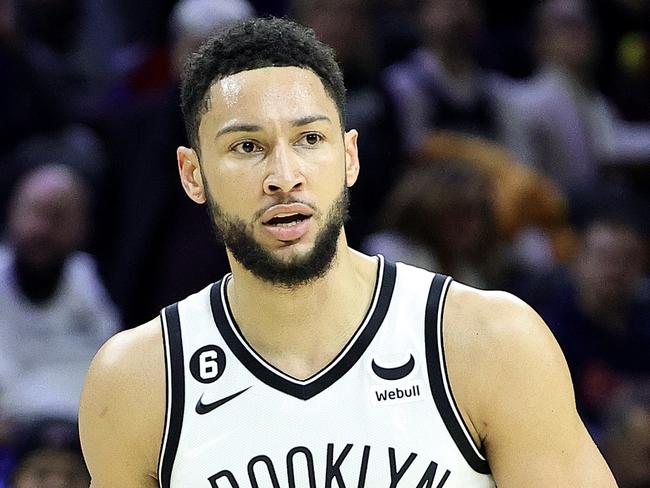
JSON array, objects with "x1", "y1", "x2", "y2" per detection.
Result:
[
  {"x1": 215, "y1": 123, "x2": 263, "y2": 139},
  {"x1": 291, "y1": 114, "x2": 332, "y2": 127},
  {"x1": 215, "y1": 115, "x2": 332, "y2": 139}
]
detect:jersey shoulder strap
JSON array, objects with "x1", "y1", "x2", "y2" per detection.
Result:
[
  {"x1": 425, "y1": 273, "x2": 491, "y2": 474},
  {"x1": 158, "y1": 302, "x2": 184, "y2": 488}
]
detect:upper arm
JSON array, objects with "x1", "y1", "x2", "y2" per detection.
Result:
[
  {"x1": 79, "y1": 319, "x2": 164, "y2": 488},
  {"x1": 445, "y1": 285, "x2": 617, "y2": 487}
]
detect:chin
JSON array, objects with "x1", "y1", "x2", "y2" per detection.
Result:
[
  {"x1": 272, "y1": 241, "x2": 318, "y2": 263},
  {"x1": 279, "y1": 236, "x2": 314, "y2": 251}
]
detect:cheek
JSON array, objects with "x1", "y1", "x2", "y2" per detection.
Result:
[
  {"x1": 208, "y1": 169, "x2": 259, "y2": 212},
  {"x1": 314, "y1": 146, "x2": 348, "y2": 179},
  {"x1": 306, "y1": 164, "x2": 343, "y2": 199}
]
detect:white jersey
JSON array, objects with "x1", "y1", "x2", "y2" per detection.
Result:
[{"x1": 158, "y1": 257, "x2": 496, "y2": 487}]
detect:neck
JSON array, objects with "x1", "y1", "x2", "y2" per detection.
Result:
[
  {"x1": 226, "y1": 238, "x2": 378, "y2": 379},
  {"x1": 13, "y1": 255, "x2": 65, "y2": 304}
]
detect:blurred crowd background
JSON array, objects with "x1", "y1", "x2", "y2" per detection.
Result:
[{"x1": 0, "y1": 0, "x2": 648, "y2": 486}]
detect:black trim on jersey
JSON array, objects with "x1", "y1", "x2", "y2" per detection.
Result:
[
  {"x1": 158, "y1": 303, "x2": 185, "y2": 488},
  {"x1": 424, "y1": 274, "x2": 491, "y2": 475},
  {"x1": 210, "y1": 260, "x2": 397, "y2": 400}
]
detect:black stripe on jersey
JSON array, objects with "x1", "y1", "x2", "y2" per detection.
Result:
[
  {"x1": 424, "y1": 274, "x2": 491, "y2": 475},
  {"x1": 210, "y1": 259, "x2": 397, "y2": 400},
  {"x1": 158, "y1": 303, "x2": 185, "y2": 488}
]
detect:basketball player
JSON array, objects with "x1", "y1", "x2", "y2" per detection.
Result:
[{"x1": 79, "y1": 17, "x2": 617, "y2": 487}]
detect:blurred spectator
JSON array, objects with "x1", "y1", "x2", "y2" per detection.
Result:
[
  {"x1": 522, "y1": 198, "x2": 650, "y2": 436},
  {"x1": 0, "y1": 124, "x2": 110, "y2": 230},
  {"x1": 419, "y1": 132, "x2": 574, "y2": 271},
  {"x1": 9, "y1": 125, "x2": 107, "y2": 191},
  {"x1": 503, "y1": 0, "x2": 650, "y2": 197},
  {"x1": 289, "y1": 0, "x2": 401, "y2": 245},
  {"x1": 6, "y1": 418, "x2": 89, "y2": 488},
  {"x1": 100, "y1": 0, "x2": 252, "y2": 326},
  {"x1": 363, "y1": 132, "x2": 574, "y2": 288},
  {"x1": 382, "y1": 0, "x2": 514, "y2": 154},
  {"x1": 0, "y1": 0, "x2": 66, "y2": 155},
  {"x1": 362, "y1": 157, "x2": 505, "y2": 289},
  {"x1": 0, "y1": 164, "x2": 119, "y2": 423},
  {"x1": 13, "y1": 0, "x2": 125, "y2": 123},
  {"x1": 601, "y1": 383, "x2": 650, "y2": 488}
]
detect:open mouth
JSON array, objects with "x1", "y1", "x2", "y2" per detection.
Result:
[
  {"x1": 264, "y1": 213, "x2": 310, "y2": 227},
  {"x1": 260, "y1": 204, "x2": 314, "y2": 242}
]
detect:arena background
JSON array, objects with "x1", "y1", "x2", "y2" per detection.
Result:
[{"x1": 0, "y1": 0, "x2": 648, "y2": 486}]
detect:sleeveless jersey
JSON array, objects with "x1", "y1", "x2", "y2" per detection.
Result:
[{"x1": 158, "y1": 257, "x2": 496, "y2": 488}]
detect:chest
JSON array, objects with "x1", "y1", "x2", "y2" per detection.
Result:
[
  {"x1": 159, "y1": 263, "x2": 494, "y2": 488},
  {"x1": 175, "y1": 344, "x2": 461, "y2": 487}
]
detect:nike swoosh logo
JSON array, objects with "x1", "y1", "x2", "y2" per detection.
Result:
[
  {"x1": 371, "y1": 355, "x2": 415, "y2": 380},
  {"x1": 195, "y1": 387, "x2": 251, "y2": 415}
]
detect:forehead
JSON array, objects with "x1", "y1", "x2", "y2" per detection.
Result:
[
  {"x1": 200, "y1": 66, "x2": 340, "y2": 133},
  {"x1": 16, "y1": 172, "x2": 76, "y2": 207}
]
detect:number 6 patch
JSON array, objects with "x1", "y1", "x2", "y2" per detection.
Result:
[{"x1": 189, "y1": 345, "x2": 226, "y2": 384}]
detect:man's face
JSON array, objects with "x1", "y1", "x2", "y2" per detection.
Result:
[
  {"x1": 190, "y1": 66, "x2": 359, "y2": 287},
  {"x1": 538, "y1": 1, "x2": 597, "y2": 71},
  {"x1": 13, "y1": 449, "x2": 90, "y2": 488},
  {"x1": 420, "y1": 0, "x2": 481, "y2": 48},
  {"x1": 8, "y1": 169, "x2": 86, "y2": 268},
  {"x1": 575, "y1": 222, "x2": 646, "y2": 307}
]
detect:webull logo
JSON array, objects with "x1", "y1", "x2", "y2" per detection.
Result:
[{"x1": 371, "y1": 381, "x2": 424, "y2": 405}]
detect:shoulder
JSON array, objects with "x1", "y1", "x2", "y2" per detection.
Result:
[
  {"x1": 445, "y1": 280, "x2": 555, "y2": 348},
  {"x1": 85, "y1": 316, "x2": 164, "y2": 380},
  {"x1": 440, "y1": 282, "x2": 617, "y2": 485},
  {"x1": 79, "y1": 318, "x2": 165, "y2": 482},
  {"x1": 442, "y1": 281, "x2": 568, "y2": 433},
  {"x1": 81, "y1": 317, "x2": 165, "y2": 426},
  {"x1": 444, "y1": 280, "x2": 563, "y2": 378}
]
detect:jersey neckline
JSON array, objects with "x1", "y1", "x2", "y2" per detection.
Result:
[{"x1": 209, "y1": 256, "x2": 397, "y2": 400}]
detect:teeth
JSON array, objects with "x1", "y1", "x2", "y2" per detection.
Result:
[
  {"x1": 274, "y1": 220, "x2": 300, "y2": 227},
  {"x1": 265, "y1": 211, "x2": 309, "y2": 226}
]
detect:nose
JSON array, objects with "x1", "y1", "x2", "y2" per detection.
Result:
[{"x1": 263, "y1": 143, "x2": 305, "y2": 195}]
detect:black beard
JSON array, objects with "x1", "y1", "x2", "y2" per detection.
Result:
[
  {"x1": 205, "y1": 188, "x2": 350, "y2": 288},
  {"x1": 12, "y1": 255, "x2": 65, "y2": 304}
]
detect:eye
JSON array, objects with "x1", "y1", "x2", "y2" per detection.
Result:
[
  {"x1": 231, "y1": 140, "x2": 263, "y2": 154},
  {"x1": 298, "y1": 133, "x2": 324, "y2": 146}
]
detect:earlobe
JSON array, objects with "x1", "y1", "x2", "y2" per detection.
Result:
[
  {"x1": 344, "y1": 129, "x2": 360, "y2": 187},
  {"x1": 177, "y1": 146, "x2": 206, "y2": 204}
]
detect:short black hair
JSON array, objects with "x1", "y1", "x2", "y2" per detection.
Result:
[{"x1": 180, "y1": 16, "x2": 347, "y2": 152}]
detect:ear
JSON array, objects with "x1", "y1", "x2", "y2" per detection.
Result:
[
  {"x1": 177, "y1": 146, "x2": 206, "y2": 204},
  {"x1": 343, "y1": 129, "x2": 360, "y2": 188}
]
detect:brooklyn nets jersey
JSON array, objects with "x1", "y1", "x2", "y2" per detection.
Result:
[{"x1": 158, "y1": 257, "x2": 496, "y2": 487}]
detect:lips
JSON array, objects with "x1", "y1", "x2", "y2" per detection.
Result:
[{"x1": 261, "y1": 203, "x2": 314, "y2": 242}]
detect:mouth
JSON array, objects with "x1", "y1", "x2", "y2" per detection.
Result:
[
  {"x1": 260, "y1": 204, "x2": 314, "y2": 243},
  {"x1": 263, "y1": 212, "x2": 310, "y2": 227}
]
